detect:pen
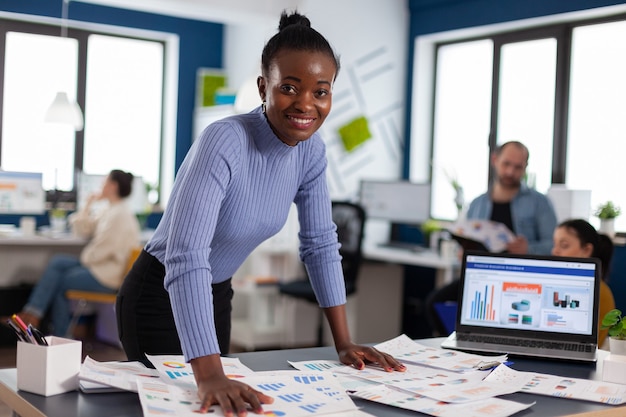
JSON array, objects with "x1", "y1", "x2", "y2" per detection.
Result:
[
  {"x1": 29, "y1": 325, "x2": 48, "y2": 346},
  {"x1": 11, "y1": 314, "x2": 28, "y2": 333},
  {"x1": 25, "y1": 325, "x2": 38, "y2": 344},
  {"x1": 475, "y1": 360, "x2": 502, "y2": 371},
  {"x1": 475, "y1": 360, "x2": 514, "y2": 371},
  {"x1": 5, "y1": 320, "x2": 27, "y2": 342}
]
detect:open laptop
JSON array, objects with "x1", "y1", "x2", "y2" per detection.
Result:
[{"x1": 441, "y1": 251, "x2": 601, "y2": 362}]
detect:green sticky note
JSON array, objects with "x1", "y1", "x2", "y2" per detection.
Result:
[
  {"x1": 338, "y1": 116, "x2": 372, "y2": 152},
  {"x1": 200, "y1": 74, "x2": 226, "y2": 107}
]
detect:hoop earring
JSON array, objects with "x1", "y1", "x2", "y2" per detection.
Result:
[{"x1": 262, "y1": 101, "x2": 267, "y2": 114}]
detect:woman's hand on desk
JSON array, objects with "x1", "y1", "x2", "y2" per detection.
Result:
[
  {"x1": 337, "y1": 342, "x2": 406, "y2": 372},
  {"x1": 191, "y1": 354, "x2": 274, "y2": 416}
]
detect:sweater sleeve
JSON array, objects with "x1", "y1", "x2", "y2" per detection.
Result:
[
  {"x1": 69, "y1": 207, "x2": 98, "y2": 238},
  {"x1": 294, "y1": 139, "x2": 345, "y2": 308}
]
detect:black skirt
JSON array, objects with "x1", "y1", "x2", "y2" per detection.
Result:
[{"x1": 116, "y1": 249, "x2": 233, "y2": 365}]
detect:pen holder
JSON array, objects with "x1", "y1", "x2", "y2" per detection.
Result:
[{"x1": 17, "y1": 336, "x2": 82, "y2": 396}]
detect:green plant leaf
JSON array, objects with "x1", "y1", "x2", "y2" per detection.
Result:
[
  {"x1": 602, "y1": 309, "x2": 621, "y2": 327},
  {"x1": 608, "y1": 321, "x2": 624, "y2": 337}
]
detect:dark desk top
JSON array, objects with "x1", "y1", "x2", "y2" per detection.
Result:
[{"x1": 0, "y1": 338, "x2": 621, "y2": 417}]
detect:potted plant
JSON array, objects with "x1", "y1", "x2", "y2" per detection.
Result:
[
  {"x1": 601, "y1": 309, "x2": 626, "y2": 355},
  {"x1": 595, "y1": 201, "x2": 621, "y2": 238},
  {"x1": 49, "y1": 207, "x2": 68, "y2": 233},
  {"x1": 421, "y1": 218, "x2": 443, "y2": 249}
]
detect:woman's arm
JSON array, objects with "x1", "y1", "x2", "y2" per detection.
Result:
[
  {"x1": 324, "y1": 305, "x2": 405, "y2": 372},
  {"x1": 191, "y1": 354, "x2": 273, "y2": 416}
]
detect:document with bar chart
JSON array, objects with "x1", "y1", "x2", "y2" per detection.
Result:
[
  {"x1": 136, "y1": 370, "x2": 358, "y2": 417},
  {"x1": 145, "y1": 354, "x2": 256, "y2": 390}
]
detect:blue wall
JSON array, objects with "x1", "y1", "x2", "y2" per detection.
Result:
[
  {"x1": 0, "y1": 0, "x2": 223, "y2": 173},
  {"x1": 403, "y1": 0, "x2": 626, "y2": 176}
]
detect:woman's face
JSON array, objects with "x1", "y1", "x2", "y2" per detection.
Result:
[
  {"x1": 552, "y1": 226, "x2": 593, "y2": 258},
  {"x1": 101, "y1": 175, "x2": 119, "y2": 200},
  {"x1": 258, "y1": 49, "x2": 336, "y2": 146}
]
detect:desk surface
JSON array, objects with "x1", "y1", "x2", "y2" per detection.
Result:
[
  {"x1": 0, "y1": 233, "x2": 86, "y2": 247},
  {"x1": 363, "y1": 243, "x2": 456, "y2": 269},
  {"x1": 0, "y1": 338, "x2": 623, "y2": 417},
  {"x1": 363, "y1": 244, "x2": 459, "y2": 287}
]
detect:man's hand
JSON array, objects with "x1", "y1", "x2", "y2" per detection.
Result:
[{"x1": 506, "y1": 236, "x2": 528, "y2": 254}]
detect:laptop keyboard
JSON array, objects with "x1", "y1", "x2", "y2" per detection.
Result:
[{"x1": 456, "y1": 334, "x2": 593, "y2": 353}]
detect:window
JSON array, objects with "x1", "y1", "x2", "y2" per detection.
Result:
[
  {"x1": 567, "y1": 20, "x2": 626, "y2": 230},
  {"x1": 497, "y1": 38, "x2": 556, "y2": 195},
  {"x1": 430, "y1": 40, "x2": 492, "y2": 220},
  {"x1": 0, "y1": 17, "x2": 165, "y2": 203},
  {"x1": 2, "y1": 32, "x2": 78, "y2": 191},
  {"x1": 414, "y1": 12, "x2": 626, "y2": 232},
  {"x1": 83, "y1": 35, "x2": 163, "y2": 191}
]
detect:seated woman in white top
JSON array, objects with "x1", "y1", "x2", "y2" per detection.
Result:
[{"x1": 16, "y1": 169, "x2": 140, "y2": 336}]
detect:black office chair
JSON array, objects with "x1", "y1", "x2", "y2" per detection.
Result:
[{"x1": 279, "y1": 201, "x2": 366, "y2": 346}]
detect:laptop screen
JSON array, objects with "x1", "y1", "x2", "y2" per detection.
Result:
[{"x1": 457, "y1": 252, "x2": 600, "y2": 340}]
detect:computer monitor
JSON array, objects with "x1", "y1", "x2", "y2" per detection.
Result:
[
  {"x1": 358, "y1": 180, "x2": 431, "y2": 225},
  {"x1": 0, "y1": 171, "x2": 46, "y2": 214}
]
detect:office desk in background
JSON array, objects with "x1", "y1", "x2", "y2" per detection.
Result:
[
  {"x1": 0, "y1": 229, "x2": 153, "y2": 288},
  {"x1": 1, "y1": 338, "x2": 624, "y2": 417},
  {"x1": 0, "y1": 233, "x2": 86, "y2": 287},
  {"x1": 363, "y1": 243, "x2": 458, "y2": 288}
]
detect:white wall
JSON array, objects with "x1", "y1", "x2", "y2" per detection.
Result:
[{"x1": 224, "y1": 0, "x2": 410, "y2": 201}]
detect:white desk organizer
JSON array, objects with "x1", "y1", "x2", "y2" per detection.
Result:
[
  {"x1": 17, "y1": 336, "x2": 82, "y2": 396},
  {"x1": 602, "y1": 353, "x2": 626, "y2": 385}
]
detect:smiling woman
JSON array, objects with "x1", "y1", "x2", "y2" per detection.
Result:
[{"x1": 115, "y1": 10, "x2": 406, "y2": 417}]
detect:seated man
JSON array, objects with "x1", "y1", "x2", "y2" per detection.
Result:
[{"x1": 427, "y1": 141, "x2": 558, "y2": 335}]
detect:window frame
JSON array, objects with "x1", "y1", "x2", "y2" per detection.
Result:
[
  {"x1": 411, "y1": 10, "x2": 626, "y2": 220},
  {"x1": 0, "y1": 15, "x2": 168, "y2": 205}
]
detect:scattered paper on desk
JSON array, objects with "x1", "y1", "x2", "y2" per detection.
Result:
[
  {"x1": 350, "y1": 384, "x2": 535, "y2": 417},
  {"x1": 337, "y1": 362, "x2": 487, "y2": 393},
  {"x1": 146, "y1": 354, "x2": 255, "y2": 390},
  {"x1": 289, "y1": 359, "x2": 347, "y2": 372},
  {"x1": 289, "y1": 357, "x2": 526, "y2": 405},
  {"x1": 79, "y1": 356, "x2": 160, "y2": 392},
  {"x1": 137, "y1": 370, "x2": 358, "y2": 417},
  {"x1": 513, "y1": 368, "x2": 626, "y2": 404},
  {"x1": 374, "y1": 334, "x2": 508, "y2": 372},
  {"x1": 414, "y1": 364, "x2": 530, "y2": 403}
]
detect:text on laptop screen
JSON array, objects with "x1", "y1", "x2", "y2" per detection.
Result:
[{"x1": 460, "y1": 254, "x2": 597, "y2": 336}]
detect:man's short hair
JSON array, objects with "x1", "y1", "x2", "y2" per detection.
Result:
[{"x1": 495, "y1": 141, "x2": 529, "y2": 163}]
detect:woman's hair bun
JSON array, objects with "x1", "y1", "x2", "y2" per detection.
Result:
[{"x1": 278, "y1": 11, "x2": 311, "y2": 32}]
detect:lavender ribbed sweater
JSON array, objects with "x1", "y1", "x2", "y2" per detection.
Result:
[{"x1": 146, "y1": 107, "x2": 345, "y2": 361}]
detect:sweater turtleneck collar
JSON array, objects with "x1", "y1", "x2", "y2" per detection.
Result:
[{"x1": 249, "y1": 106, "x2": 303, "y2": 156}]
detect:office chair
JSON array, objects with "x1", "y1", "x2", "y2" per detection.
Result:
[
  {"x1": 433, "y1": 301, "x2": 457, "y2": 336},
  {"x1": 279, "y1": 201, "x2": 366, "y2": 346},
  {"x1": 65, "y1": 246, "x2": 142, "y2": 344}
]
